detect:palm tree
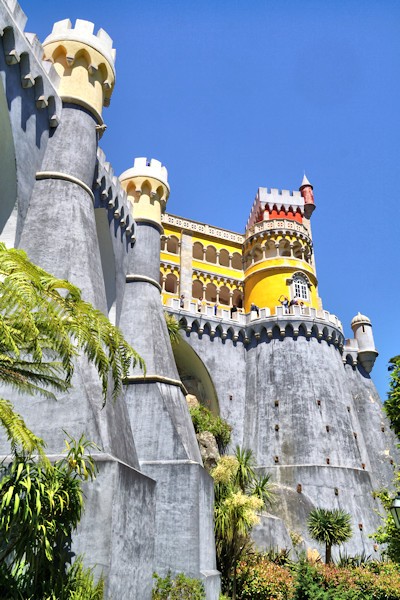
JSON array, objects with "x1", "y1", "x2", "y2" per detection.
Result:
[
  {"x1": 0, "y1": 243, "x2": 144, "y2": 597},
  {"x1": 0, "y1": 242, "x2": 143, "y2": 451},
  {"x1": 307, "y1": 508, "x2": 352, "y2": 564}
]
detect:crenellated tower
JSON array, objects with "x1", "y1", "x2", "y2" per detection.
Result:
[
  {"x1": 119, "y1": 158, "x2": 220, "y2": 598},
  {"x1": 244, "y1": 175, "x2": 320, "y2": 314},
  {"x1": 42, "y1": 18, "x2": 115, "y2": 124}
]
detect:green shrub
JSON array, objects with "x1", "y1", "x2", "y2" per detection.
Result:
[
  {"x1": 152, "y1": 571, "x2": 205, "y2": 600},
  {"x1": 236, "y1": 557, "x2": 295, "y2": 600},
  {"x1": 189, "y1": 404, "x2": 231, "y2": 451}
]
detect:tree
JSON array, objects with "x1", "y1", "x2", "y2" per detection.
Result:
[
  {"x1": 0, "y1": 243, "x2": 144, "y2": 597},
  {"x1": 384, "y1": 355, "x2": 400, "y2": 437},
  {"x1": 212, "y1": 446, "x2": 275, "y2": 599},
  {"x1": 307, "y1": 508, "x2": 352, "y2": 564},
  {"x1": 0, "y1": 242, "x2": 143, "y2": 447}
]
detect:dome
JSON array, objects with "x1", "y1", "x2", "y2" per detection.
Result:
[{"x1": 351, "y1": 312, "x2": 371, "y2": 327}]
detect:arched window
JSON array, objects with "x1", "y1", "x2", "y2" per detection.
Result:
[
  {"x1": 264, "y1": 240, "x2": 276, "y2": 259},
  {"x1": 293, "y1": 242, "x2": 303, "y2": 260},
  {"x1": 219, "y1": 285, "x2": 230, "y2": 306},
  {"x1": 232, "y1": 289, "x2": 243, "y2": 309},
  {"x1": 232, "y1": 252, "x2": 242, "y2": 270},
  {"x1": 278, "y1": 239, "x2": 291, "y2": 257},
  {"x1": 167, "y1": 235, "x2": 179, "y2": 254},
  {"x1": 165, "y1": 273, "x2": 177, "y2": 294},
  {"x1": 253, "y1": 246, "x2": 263, "y2": 263},
  {"x1": 192, "y1": 280, "x2": 203, "y2": 299},
  {"x1": 292, "y1": 274, "x2": 309, "y2": 300},
  {"x1": 193, "y1": 242, "x2": 203, "y2": 261},
  {"x1": 219, "y1": 248, "x2": 230, "y2": 267},
  {"x1": 160, "y1": 236, "x2": 167, "y2": 251},
  {"x1": 205, "y1": 245, "x2": 217, "y2": 264},
  {"x1": 205, "y1": 282, "x2": 217, "y2": 302}
]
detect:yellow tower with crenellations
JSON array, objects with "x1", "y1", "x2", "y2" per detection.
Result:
[
  {"x1": 243, "y1": 174, "x2": 321, "y2": 314},
  {"x1": 159, "y1": 175, "x2": 322, "y2": 318}
]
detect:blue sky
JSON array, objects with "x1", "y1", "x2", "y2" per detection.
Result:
[{"x1": 25, "y1": 0, "x2": 400, "y2": 399}]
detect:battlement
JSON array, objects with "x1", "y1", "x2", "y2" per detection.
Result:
[
  {"x1": 94, "y1": 147, "x2": 136, "y2": 243},
  {"x1": 120, "y1": 157, "x2": 170, "y2": 191},
  {"x1": 43, "y1": 19, "x2": 116, "y2": 75},
  {"x1": 246, "y1": 187, "x2": 305, "y2": 229}
]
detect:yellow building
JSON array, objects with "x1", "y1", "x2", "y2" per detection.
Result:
[{"x1": 160, "y1": 175, "x2": 322, "y2": 316}]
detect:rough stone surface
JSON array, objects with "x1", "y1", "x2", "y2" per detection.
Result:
[{"x1": 197, "y1": 431, "x2": 220, "y2": 471}]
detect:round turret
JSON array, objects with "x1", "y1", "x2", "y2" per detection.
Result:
[
  {"x1": 351, "y1": 312, "x2": 378, "y2": 374},
  {"x1": 299, "y1": 174, "x2": 315, "y2": 218},
  {"x1": 120, "y1": 158, "x2": 169, "y2": 228},
  {"x1": 42, "y1": 19, "x2": 116, "y2": 123}
]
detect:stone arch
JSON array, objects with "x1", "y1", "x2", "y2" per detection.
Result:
[
  {"x1": 172, "y1": 337, "x2": 220, "y2": 414},
  {"x1": 232, "y1": 289, "x2": 243, "y2": 308},
  {"x1": 165, "y1": 273, "x2": 178, "y2": 294},
  {"x1": 0, "y1": 70, "x2": 17, "y2": 245},
  {"x1": 192, "y1": 279, "x2": 203, "y2": 299},
  {"x1": 264, "y1": 239, "x2": 276, "y2": 258},
  {"x1": 232, "y1": 252, "x2": 242, "y2": 270},
  {"x1": 205, "y1": 245, "x2": 217, "y2": 264},
  {"x1": 219, "y1": 285, "x2": 230, "y2": 306},
  {"x1": 253, "y1": 245, "x2": 263, "y2": 263},
  {"x1": 193, "y1": 242, "x2": 203, "y2": 260},
  {"x1": 298, "y1": 323, "x2": 308, "y2": 338},
  {"x1": 219, "y1": 248, "x2": 230, "y2": 267},
  {"x1": 166, "y1": 235, "x2": 179, "y2": 254},
  {"x1": 205, "y1": 282, "x2": 217, "y2": 303},
  {"x1": 278, "y1": 239, "x2": 291, "y2": 257},
  {"x1": 293, "y1": 241, "x2": 303, "y2": 260}
]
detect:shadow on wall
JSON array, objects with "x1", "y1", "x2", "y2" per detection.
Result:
[
  {"x1": 0, "y1": 74, "x2": 17, "y2": 245},
  {"x1": 172, "y1": 336, "x2": 220, "y2": 415}
]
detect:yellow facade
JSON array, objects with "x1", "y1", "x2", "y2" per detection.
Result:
[{"x1": 160, "y1": 208, "x2": 322, "y2": 314}]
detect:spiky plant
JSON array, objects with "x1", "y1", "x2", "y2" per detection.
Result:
[
  {"x1": 164, "y1": 312, "x2": 182, "y2": 347},
  {"x1": 307, "y1": 508, "x2": 352, "y2": 564},
  {"x1": 212, "y1": 447, "x2": 275, "y2": 599}
]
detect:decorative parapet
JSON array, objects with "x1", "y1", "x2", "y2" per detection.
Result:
[
  {"x1": 245, "y1": 218, "x2": 311, "y2": 243},
  {"x1": 94, "y1": 147, "x2": 136, "y2": 244},
  {"x1": 165, "y1": 299, "x2": 345, "y2": 348},
  {"x1": 162, "y1": 213, "x2": 244, "y2": 245},
  {"x1": 0, "y1": 0, "x2": 62, "y2": 126},
  {"x1": 246, "y1": 187, "x2": 304, "y2": 229}
]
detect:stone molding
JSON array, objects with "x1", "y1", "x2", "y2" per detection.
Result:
[
  {"x1": 126, "y1": 274, "x2": 162, "y2": 292},
  {"x1": 36, "y1": 170, "x2": 94, "y2": 201}
]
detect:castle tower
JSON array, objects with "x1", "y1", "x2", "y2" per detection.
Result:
[
  {"x1": 119, "y1": 159, "x2": 220, "y2": 599},
  {"x1": 243, "y1": 176, "x2": 320, "y2": 314},
  {"x1": 10, "y1": 20, "x2": 156, "y2": 598},
  {"x1": 351, "y1": 313, "x2": 379, "y2": 374}
]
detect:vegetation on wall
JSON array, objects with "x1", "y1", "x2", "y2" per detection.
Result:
[
  {"x1": 152, "y1": 571, "x2": 205, "y2": 599},
  {"x1": 212, "y1": 447, "x2": 275, "y2": 599},
  {"x1": 190, "y1": 403, "x2": 232, "y2": 451},
  {"x1": 384, "y1": 355, "x2": 400, "y2": 436}
]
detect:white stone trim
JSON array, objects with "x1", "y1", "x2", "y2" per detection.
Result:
[{"x1": 36, "y1": 170, "x2": 94, "y2": 201}]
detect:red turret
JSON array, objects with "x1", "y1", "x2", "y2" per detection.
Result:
[{"x1": 299, "y1": 174, "x2": 315, "y2": 218}]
